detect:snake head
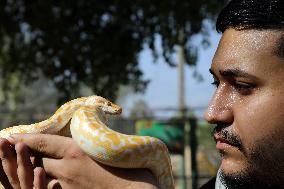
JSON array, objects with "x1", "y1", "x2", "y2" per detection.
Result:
[{"x1": 84, "y1": 96, "x2": 122, "y2": 115}]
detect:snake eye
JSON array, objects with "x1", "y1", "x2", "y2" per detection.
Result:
[{"x1": 107, "y1": 101, "x2": 111, "y2": 106}]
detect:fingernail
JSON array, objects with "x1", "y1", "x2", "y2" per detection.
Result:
[{"x1": 15, "y1": 142, "x2": 29, "y2": 159}]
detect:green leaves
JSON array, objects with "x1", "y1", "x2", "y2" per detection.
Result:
[{"x1": 0, "y1": 0, "x2": 225, "y2": 103}]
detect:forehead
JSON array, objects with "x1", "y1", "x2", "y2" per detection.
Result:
[{"x1": 212, "y1": 29, "x2": 284, "y2": 77}]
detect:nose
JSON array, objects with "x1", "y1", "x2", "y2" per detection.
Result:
[{"x1": 204, "y1": 88, "x2": 234, "y2": 125}]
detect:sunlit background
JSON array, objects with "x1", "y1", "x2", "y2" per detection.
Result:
[
  {"x1": 122, "y1": 29, "x2": 221, "y2": 118},
  {"x1": 0, "y1": 1, "x2": 226, "y2": 188}
]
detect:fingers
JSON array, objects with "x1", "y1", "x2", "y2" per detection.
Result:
[
  {"x1": 40, "y1": 157, "x2": 62, "y2": 179},
  {"x1": 33, "y1": 167, "x2": 47, "y2": 189},
  {"x1": 15, "y1": 142, "x2": 34, "y2": 189},
  {"x1": 7, "y1": 134, "x2": 77, "y2": 181},
  {"x1": 0, "y1": 138, "x2": 20, "y2": 189},
  {"x1": 7, "y1": 134, "x2": 72, "y2": 159},
  {"x1": 0, "y1": 139, "x2": 48, "y2": 189},
  {"x1": 47, "y1": 179, "x2": 62, "y2": 189},
  {"x1": 0, "y1": 139, "x2": 13, "y2": 189},
  {"x1": 0, "y1": 163, "x2": 13, "y2": 189}
]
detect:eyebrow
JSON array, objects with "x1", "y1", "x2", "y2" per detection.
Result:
[{"x1": 209, "y1": 68, "x2": 259, "y2": 80}]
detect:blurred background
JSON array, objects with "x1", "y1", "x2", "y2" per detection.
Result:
[{"x1": 0, "y1": 0, "x2": 227, "y2": 188}]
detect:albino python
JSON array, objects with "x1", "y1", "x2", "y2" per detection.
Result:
[{"x1": 0, "y1": 95, "x2": 174, "y2": 189}]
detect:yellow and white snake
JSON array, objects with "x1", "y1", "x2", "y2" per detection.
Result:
[{"x1": 0, "y1": 96, "x2": 174, "y2": 189}]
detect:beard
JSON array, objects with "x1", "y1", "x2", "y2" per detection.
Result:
[{"x1": 213, "y1": 125, "x2": 284, "y2": 189}]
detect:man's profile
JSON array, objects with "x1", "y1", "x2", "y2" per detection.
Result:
[{"x1": 202, "y1": 0, "x2": 284, "y2": 188}]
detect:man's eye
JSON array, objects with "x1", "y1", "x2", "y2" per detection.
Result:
[{"x1": 233, "y1": 82, "x2": 255, "y2": 94}]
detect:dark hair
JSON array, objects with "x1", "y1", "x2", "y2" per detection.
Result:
[
  {"x1": 216, "y1": 0, "x2": 284, "y2": 58},
  {"x1": 216, "y1": 0, "x2": 284, "y2": 32}
]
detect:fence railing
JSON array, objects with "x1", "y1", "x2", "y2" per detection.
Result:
[{"x1": 0, "y1": 112, "x2": 219, "y2": 189}]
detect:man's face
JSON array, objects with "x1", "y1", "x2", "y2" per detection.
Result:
[{"x1": 205, "y1": 28, "x2": 284, "y2": 189}]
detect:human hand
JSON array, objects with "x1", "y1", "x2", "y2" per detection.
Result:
[
  {"x1": 2, "y1": 134, "x2": 158, "y2": 189},
  {"x1": 0, "y1": 138, "x2": 46, "y2": 189}
]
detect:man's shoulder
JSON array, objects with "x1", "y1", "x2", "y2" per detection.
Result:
[{"x1": 199, "y1": 177, "x2": 216, "y2": 189}]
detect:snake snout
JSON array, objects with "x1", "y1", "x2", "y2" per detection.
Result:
[
  {"x1": 111, "y1": 105, "x2": 122, "y2": 115},
  {"x1": 115, "y1": 107, "x2": 122, "y2": 114},
  {"x1": 102, "y1": 104, "x2": 122, "y2": 115}
]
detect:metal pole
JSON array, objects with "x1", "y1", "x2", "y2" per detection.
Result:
[
  {"x1": 189, "y1": 117, "x2": 198, "y2": 189},
  {"x1": 184, "y1": 120, "x2": 191, "y2": 188},
  {"x1": 178, "y1": 35, "x2": 185, "y2": 119},
  {"x1": 178, "y1": 29, "x2": 190, "y2": 189}
]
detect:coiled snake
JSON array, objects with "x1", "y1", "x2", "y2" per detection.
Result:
[{"x1": 0, "y1": 96, "x2": 174, "y2": 189}]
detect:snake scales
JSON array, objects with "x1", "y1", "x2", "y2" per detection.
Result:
[{"x1": 0, "y1": 96, "x2": 174, "y2": 189}]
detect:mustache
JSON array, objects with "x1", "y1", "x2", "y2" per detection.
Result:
[{"x1": 212, "y1": 124, "x2": 243, "y2": 150}]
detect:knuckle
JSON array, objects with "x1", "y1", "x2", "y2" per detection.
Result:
[
  {"x1": 68, "y1": 149, "x2": 86, "y2": 159},
  {"x1": 0, "y1": 139, "x2": 10, "y2": 157},
  {"x1": 0, "y1": 141, "x2": 14, "y2": 160},
  {"x1": 15, "y1": 142, "x2": 27, "y2": 156},
  {"x1": 36, "y1": 138, "x2": 48, "y2": 152},
  {"x1": 0, "y1": 138, "x2": 8, "y2": 149},
  {"x1": 66, "y1": 147, "x2": 86, "y2": 159}
]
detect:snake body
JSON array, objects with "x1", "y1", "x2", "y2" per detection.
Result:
[{"x1": 0, "y1": 96, "x2": 174, "y2": 189}]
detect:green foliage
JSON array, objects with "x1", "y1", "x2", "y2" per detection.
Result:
[
  {"x1": 197, "y1": 121, "x2": 215, "y2": 149},
  {"x1": 0, "y1": 0, "x2": 225, "y2": 103}
]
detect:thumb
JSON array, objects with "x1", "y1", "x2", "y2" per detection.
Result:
[{"x1": 7, "y1": 134, "x2": 72, "y2": 159}]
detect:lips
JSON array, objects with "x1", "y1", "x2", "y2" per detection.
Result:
[
  {"x1": 214, "y1": 134, "x2": 238, "y2": 150},
  {"x1": 212, "y1": 126, "x2": 243, "y2": 151}
]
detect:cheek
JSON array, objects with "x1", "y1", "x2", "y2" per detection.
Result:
[{"x1": 235, "y1": 91, "x2": 284, "y2": 147}]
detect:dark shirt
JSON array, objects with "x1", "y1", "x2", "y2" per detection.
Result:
[{"x1": 199, "y1": 177, "x2": 216, "y2": 189}]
